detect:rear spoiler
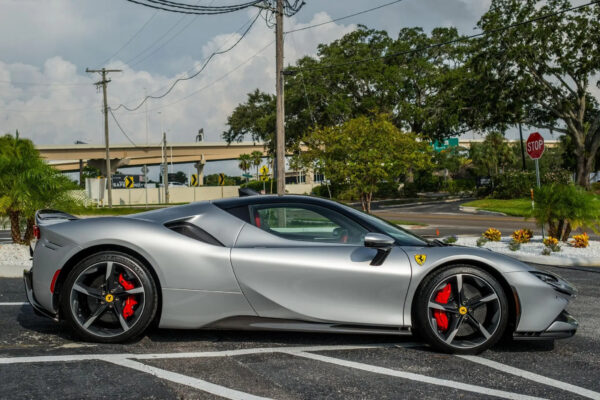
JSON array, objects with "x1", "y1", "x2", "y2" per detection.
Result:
[{"x1": 35, "y1": 209, "x2": 79, "y2": 226}]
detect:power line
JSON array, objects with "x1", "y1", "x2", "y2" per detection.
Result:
[
  {"x1": 109, "y1": 108, "x2": 140, "y2": 147},
  {"x1": 96, "y1": 10, "x2": 160, "y2": 67},
  {"x1": 288, "y1": 0, "x2": 600, "y2": 73},
  {"x1": 113, "y1": 11, "x2": 262, "y2": 111},
  {"x1": 123, "y1": 0, "x2": 264, "y2": 15},
  {"x1": 285, "y1": 0, "x2": 404, "y2": 34},
  {"x1": 0, "y1": 79, "x2": 90, "y2": 87}
]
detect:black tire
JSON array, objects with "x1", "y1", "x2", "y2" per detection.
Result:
[
  {"x1": 60, "y1": 251, "x2": 158, "y2": 343},
  {"x1": 413, "y1": 265, "x2": 509, "y2": 354}
]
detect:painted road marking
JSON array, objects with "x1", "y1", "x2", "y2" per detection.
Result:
[
  {"x1": 287, "y1": 351, "x2": 545, "y2": 400},
  {"x1": 459, "y1": 355, "x2": 600, "y2": 400},
  {"x1": 0, "y1": 344, "x2": 385, "y2": 365},
  {"x1": 0, "y1": 302, "x2": 29, "y2": 306},
  {"x1": 105, "y1": 358, "x2": 270, "y2": 400}
]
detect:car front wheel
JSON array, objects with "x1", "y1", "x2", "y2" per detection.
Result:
[{"x1": 413, "y1": 265, "x2": 509, "y2": 354}]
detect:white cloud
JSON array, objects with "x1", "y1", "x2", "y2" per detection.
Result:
[{"x1": 1, "y1": 11, "x2": 355, "y2": 147}]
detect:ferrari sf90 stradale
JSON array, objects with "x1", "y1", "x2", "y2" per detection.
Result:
[{"x1": 24, "y1": 195, "x2": 577, "y2": 354}]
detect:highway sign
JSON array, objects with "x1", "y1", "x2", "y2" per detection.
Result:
[
  {"x1": 526, "y1": 132, "x2": 545, "y2": 160},
  {"x1": 432, "y1": 138, "x2": 459, "y2": 152},
  {"x1": 242, "y1": 173, "x2": 253, "y2": 179},
  {"x1": 190, "y1": 174, "x2": 198, "y2": 187},
  {"x1": 218, "y1": 173, "x2": 226, "y2": 186},
  {"x1": 125, "y1": 176, "x2": 134, "y2": 188}
]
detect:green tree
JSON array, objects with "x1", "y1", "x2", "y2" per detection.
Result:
[
  {"x1": 470, "y1": 132, "x2": 516, "y2": 181},
  {"x1": 250, "y1": 150, "x2": 264, "y2": 180},
  {"x1": 172, "y1": 171, "x2": 187, "y2": 184},
  {"x1": 463, "y1": 0, "x2": 600, "y2": 187},
  {"x1": 0, "y1": 132, "x2": 78, "y2": 244},
  {"x1": 238, "y1": 153, "x2": 252, "y2": 182},
  {"x1": 299, "y1": 114, "x2": 432, "y2": 213}
]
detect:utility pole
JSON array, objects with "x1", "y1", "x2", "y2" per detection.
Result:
[
  {"x1": 518, "y1": 122, "x2": 526, "y2": 171},
  {"x1": 275, "y1": 0, "x2": 285, "y2": 195},
  {"x1": 86, "y1": 67, "x2": 122, "y2": 208},
  {"x1": 162, "y1": 132, "x2": 169, "y2": 204}
]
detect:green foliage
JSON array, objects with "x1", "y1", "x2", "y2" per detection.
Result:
[
  {"x1": 476, "y1": 237, "x2": 488, "y2": 247},
  {"x1": 299, "y1": 114, "x2": 432, "y2": 212},
  {"x1": 463, "y1": 0, "x2": 600, "y2": 187},
  {"x1": 508, "y1": 240, "x2": 521, "y2": 251},
  {"x1": 223, "y1": 27, "x2": 469, "y2": 151},
  {"x1": 531, "y1": 184, "x2": 600, "y2": 241},
  {"x1": 492, "y1": 169, "x2": 572, "y2": 199},
  {"x1": 469, "y1": 132, "x2": 516, "y2": 178},
  {"x1": 444, "y1": 235, "x2": 458, "y2": 244},
  {"x1": 241, "y1": 179, "x2": 277, "y2": 194},
  {"x1": 0, "y1": 132, "x2": 80, "y2": 244},
  {"x1": 171, "y1": 171, "x2": 187, "y2": 184},
  {"x1": 203, "y1": 174, "x2": 240, "y2": 186}
]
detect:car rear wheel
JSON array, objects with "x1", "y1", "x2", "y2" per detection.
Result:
[
  {"x1": 60, "y1": 251, "x2": 157, "y2": 343},
  {"x1": 413, "y1": 265, "x2": 509, "y2": 354}
]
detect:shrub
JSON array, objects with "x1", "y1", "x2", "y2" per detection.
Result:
[
  {"x1": 512, "y1": 229, "x2": 533, "y2": 244},
  {"x1": 543, "y1": 237, "x2": 558, "y2": 247},
  {"x1": 241, "y1": 179, "x2": 278, "y2": 194},
  {"x1": 492, "y1": 170, "x2": 571, "y2": 199},
  {"x1": 571, "y1": 232, "x2": 589, "y2": 248},
  {"x1": 444, "y1": 235, "x2": 458, "y2": 244},
  {"x1": 508, "y1": 240, "x2": 521, "y2": 251},
  {"x1": 531, "y1": 184, "x2": 600, "y2": 241},
  {"x1": 483, "y1": 228, "x2": 501, "y2": 241},
  {"x1": 476, "y1": 237, "x2": 488, "y2": 247},
  {"x1": 542, "y1": 247, "x2": 552, "y2": 256}
]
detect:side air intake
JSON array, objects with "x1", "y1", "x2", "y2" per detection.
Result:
[{"x1": 164, "y1": 221, "x2": 224, "y2": 246}]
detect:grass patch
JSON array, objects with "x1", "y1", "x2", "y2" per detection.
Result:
[
  {"x1": 461, "y1": 199, "x2": 533, "y2": 217},
  {"x1": 389, "y1": 219, "x2": 428, "y2": 226}
]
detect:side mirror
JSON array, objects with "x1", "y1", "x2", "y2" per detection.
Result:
[{"x1": 364, "y1": 233, "x2": 394, "y2": 266}]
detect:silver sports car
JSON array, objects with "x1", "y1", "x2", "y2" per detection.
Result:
[{"x1": 24, "y1": 195, "x2": 578, "y2": 354}]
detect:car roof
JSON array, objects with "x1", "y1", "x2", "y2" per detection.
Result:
[{"x1": 212, "y1": 194, "x2": 340, "y2": 209}]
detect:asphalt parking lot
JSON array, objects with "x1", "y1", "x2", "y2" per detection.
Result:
[{"x1": 1, "y1": 264, "x2": 599, "y2": 400}]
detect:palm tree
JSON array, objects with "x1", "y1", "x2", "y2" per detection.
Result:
[
  {"x1": 238, "y1": 154, "x2": 252, "y2": 182},
  {"x1": 250, "y1": 150, "x2": 264, "y2": 180},
  {"x1": 0, "y1": 132, "x2": 78, "y2": 244}
]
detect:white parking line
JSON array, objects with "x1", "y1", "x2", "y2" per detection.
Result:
[
  {"x1": 0, "y1": 344, "x2": 384, "y2": 364},
  {"x1": 105, "y1": 358, "x2": 271, "y2": 400},
  {"x1": 459, "y1": 355, "x2": 600, "y2": 400},
  {"x1": 287, "y1": 351, "x2": 545, "y2": 400},
  {"x1": 0, "y1": 302, "x2": 28, "y2": 306}
]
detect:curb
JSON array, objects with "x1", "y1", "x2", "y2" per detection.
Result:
[
  {"x1": 458, "y1": 206, "x2": 507, "y2": 216},
  {"x1": 0, "y1": 264, "x2": 30, "y2": 278}
]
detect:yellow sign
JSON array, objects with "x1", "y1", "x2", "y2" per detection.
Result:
[
  {"x1": 218, "y1": 173, "x2": 226, "y2": 186},
  {"x1": 259, "y1": 165, "x2": 270, "y2": 182},
  {"x1": 414, "y1": 254, "x2": 427, "y2": 266},
  {"x1": 190, "y1": 174, "x2": 198, "y2": 187},
  {"x1": 125, "y1": 176, "x2": 134, "y2": 188}
]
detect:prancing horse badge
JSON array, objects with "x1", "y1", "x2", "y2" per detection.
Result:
[{"x1": 414, "y1": 254, "x2": 427, "y2": 266}]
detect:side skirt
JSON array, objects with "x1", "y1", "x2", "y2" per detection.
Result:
[{"x1": 204, "y1": 316, "x2": 412, "y2": 336}]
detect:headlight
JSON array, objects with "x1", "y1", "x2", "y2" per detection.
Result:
[{"x1": 530, "y1": 271, "x2": 577, "y2": 296}]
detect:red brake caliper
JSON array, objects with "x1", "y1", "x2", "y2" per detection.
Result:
[
  {"x1": 118, "y1": 273, "x2": 138, "y2": 319},
  {"x1": 433, "y1": 283, "x2": 452, "y2": 331}
]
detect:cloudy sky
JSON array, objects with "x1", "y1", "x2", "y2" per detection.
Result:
[{"x1": 1, "y1": 0, "x2": 495, "y2": 176}]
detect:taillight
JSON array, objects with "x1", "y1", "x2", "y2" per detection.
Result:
[{"x1": 33, "y1": 225, "x2": 40, "y2": 240}]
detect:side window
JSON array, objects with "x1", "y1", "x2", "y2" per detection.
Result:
[{"x1": 251, "y1": 204, "x2": 368, "y2": 245}]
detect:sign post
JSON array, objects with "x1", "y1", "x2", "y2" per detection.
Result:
[
  {"x1": 526, "y1": 132, "x2": 545, "y2": 237},
  {"x1": 260, "y1": 165, "x2": 270, "y2": 194},
  {"x1": 218, "y1": 173, "x2": 225, "y2": 198}
]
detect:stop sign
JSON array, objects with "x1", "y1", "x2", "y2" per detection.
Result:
[{"x1": 526, "y1": 132, "x2": 545, "y2": 160}]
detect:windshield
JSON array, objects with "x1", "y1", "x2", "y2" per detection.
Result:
[{"x1": 338, "y1": 203, "x2": 429, "y2": 246}]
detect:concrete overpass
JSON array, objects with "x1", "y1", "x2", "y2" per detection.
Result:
[{"x1": 37, "y1": 142, "x2": 266, "y2": 172}]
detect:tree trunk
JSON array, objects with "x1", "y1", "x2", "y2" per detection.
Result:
[
  {"x1": 360, "y1": 194, "x2": 367, "y2": 213},
  {"x1": 575, "y1": 151, "x2": 590, "y2": 189},
  {"x1": 561, "y1": 222, "x2": 572, "y2": 242},
  {"x1": 9, "y1": 210, "x2": 23, "y2": 244},
  {"x1": 23, "y1": 217, "x2": 35, "y2": 244},
  {"x1": 547, "y1": 220, "x2": 558, "y2": 239},
  {"x1": 556, "y1": 219, "x2": 564, "y2": 241}
]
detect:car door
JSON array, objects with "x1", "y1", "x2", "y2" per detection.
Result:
[{"x1": 230, "y1": 203, "x2": 412, "y2": 326}]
